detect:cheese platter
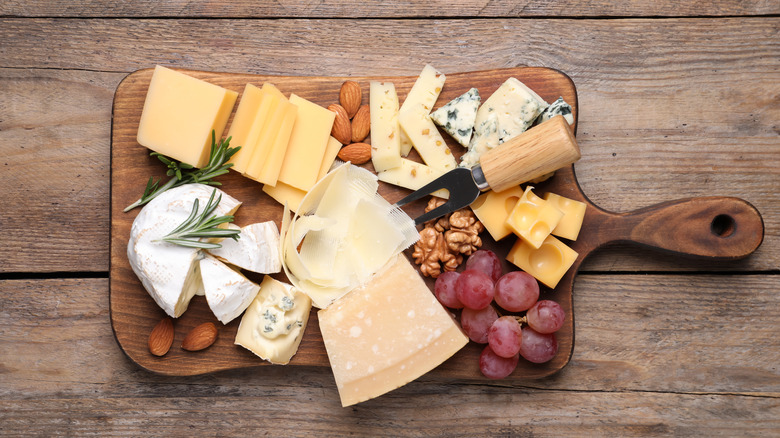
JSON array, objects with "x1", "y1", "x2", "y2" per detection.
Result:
[{"x1": 110, "y1": 66, "x2": 763, "y2": 386}]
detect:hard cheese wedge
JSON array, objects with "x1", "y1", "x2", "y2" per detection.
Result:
[
  {"x1": 136, "y1": 65, "x2": 238, "y2": 168},
  {"x1": 318, "y1": 255, "x2": 468, "y2": 407}
]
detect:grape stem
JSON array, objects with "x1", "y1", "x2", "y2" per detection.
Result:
[{"x1": 513, "y1": 315, "x2": 527, "y2": 326}]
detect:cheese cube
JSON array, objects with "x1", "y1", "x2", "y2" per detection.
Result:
[
  {"x1": 137, "y1": 66, "x2": 238, "y2": 168},
  {"x1": 506, "y1": 187, "x2": 564, "y2": 249},
  {"x1": 276, "y1": 94, "x2": 336, "y2": 191},
  {"x1": 507, "y1": 235, "x2": 578, "y2": 289},
  {"x1": 318, "y1": 255, "x2": 468, "y2": 407},
  {"x1": 369, "y1": 81, "x2": 402, "y2": 172},
  {"x1": 544, "y1": 192, "x2": 586, "y2": 241},
  {"x1": 234, "y1": 276, "x2": 312, "y2": 365},
  {"x1": 470, "y1": 185, "x2": 524, "y2": 241}
]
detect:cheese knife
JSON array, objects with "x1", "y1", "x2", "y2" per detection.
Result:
[{"x1": 394, "y1": 115, "x2": 581, "y2": 225}]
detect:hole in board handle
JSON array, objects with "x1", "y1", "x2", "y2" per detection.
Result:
[{"x1": 711, "y1": 214, "x2": 736, "y2": 238}]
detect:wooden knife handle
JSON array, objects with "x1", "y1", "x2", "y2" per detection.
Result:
[
  {"x1": 480, "y1": 115, "x2": 581, "y2": 192},
  {"x1": 594, "y1": 196, "x2": 764, "y2": 260}
]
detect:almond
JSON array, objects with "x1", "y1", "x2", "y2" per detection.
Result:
[
  {"x1": 181, "y1": 322, "x2": 218, "y2": 352},
  {"x1": 339, "y1": 81, "x2": 362, "y2": 118},
  {"x1": 337, "y1": 142, "x2": 372, "y2": 165},
  {"x1": 148, "y1": 317, "x2": 174, "y2": 357},
  {"x1": 327, "y1": 103, "x2": 352, "y2": 145},
  {"x1": 351, "y1": 104, "x2": 370, "y2": 142}
]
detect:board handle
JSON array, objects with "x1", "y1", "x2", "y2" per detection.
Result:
[{"x1": 598, "y1": 197, "x2": 764, "y2": 260}]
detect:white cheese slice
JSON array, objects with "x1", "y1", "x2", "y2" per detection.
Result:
[
  {"x1": 398, "y1": 64, "x2": 446, "y2": 156},
  {"x1": 459, "y1": 112, "x2": 499, "y2": 168},
  {"x1": 127, "y1": 184, "x2": 241, "y2": 317},
  {"x1": 234, "y1": 275, "x2": 312, "y2": 365},
  {"x1": 369, "y1": 81, "x2": 402, "y2": 172},
  {"x1": 429, "y1": 87, "x2": 480, "y2": 147},
  {"x1": 398, "y1": 110, "x2": 457, "y2": 172},
  {"x1": 376, "y1": 158, "x2": 448, "y2": 198},
  {"x1": 199, "y1": 253, "x2": 260, "y2": 324},
  {"x1": 318, "y1": 254, "x2": 469, "y2": 407},
  {"x1": 207, "y1": 222, "x2": 281, "y2": 274},
  {"x1": 474, "y1": 77, "x2": 548, "y2": 144}
]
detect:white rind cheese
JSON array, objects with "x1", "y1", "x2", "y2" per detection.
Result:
[
  {"x1": 318, "y1": 255, "x2": 469, "y2": 407},
  {"x1": 234, "y1": 275, "x2": 312, "y2": 365},
  {"x1": 429, "y1": 88, "x2": 481, "y2": 147},
  {"x1": 207, "y1": 222, "x2": 281, "y2": 274},
  {"x1": 127, "y1": 184, "x2": 241, "y2": 317},
  {"x1": 200, "y1": 253, "x2": 260, "y2": 324}
]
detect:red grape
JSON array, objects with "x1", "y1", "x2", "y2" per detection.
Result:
[
  {"x1": 479, "y1": 345, "x2": 519, "y2": 379},
  {"x1": 455, "y1": 269, "x2": 495, "y2": 310},
  {"x1": 487, "y1": 316, "x2": 523, "y2": 358},
  {"x1": 465, "y1": 250, "x2": 502, "y2": 283},
  {"x1": 460, "y1": 305, "x2": 498, "y2": 343},
  {"x1": 526, "y1": 300, "x2": 565, "y2": 334},
  {"x1": 434, "y1": 271, "x2": 463, "y2": 309},
  {"x1": 493, "y1": 271, "x2": 539, "y2": 312},
  {"x1": 519, "y1": 328, "x2": 558, "y2": 363}
]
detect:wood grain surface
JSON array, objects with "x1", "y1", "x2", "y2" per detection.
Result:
[{"x1": 1, "y1": 7, "x2": 778, "y2": 436}]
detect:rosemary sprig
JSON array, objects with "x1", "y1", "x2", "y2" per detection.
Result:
[
  {"x1": 159, "y1": 188, "x2": 240, "y2": 249},
  {"x1": 124, "y1": 131, "x2": 241, "y2": 212}
]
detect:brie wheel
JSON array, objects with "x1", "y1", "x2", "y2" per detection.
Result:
[
  {"x1": 200, "y1": 254, "x2": 260, "y2": 324},
  {"x1": 127, "y1": 184, "x2": 241, "y2": 317}
]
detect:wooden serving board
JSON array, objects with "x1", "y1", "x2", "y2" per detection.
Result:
[{"x1": 110, "y1": 67, "x2": 764, "y2": 378}]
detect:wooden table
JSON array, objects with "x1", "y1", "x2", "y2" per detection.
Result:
[{"x1": 1, "y1": 2, "x2": 778, "y2": 435}]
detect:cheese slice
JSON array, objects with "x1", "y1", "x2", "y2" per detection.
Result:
[
  {"x1": 369, "y1": 81, "x2": 402, "y2": 172},
  {"x1": 376, "y1": 158, "x2": 448, "y2": 199},
  {"x1": 249, "y1": 102, "x2": 298, "y2": 185},
  {"x1": 277, "y1": 94, "x2": 336, "y2": 191},
  {"x1": 235, "y1": 276, "x2": 312, "y2": 364},
  {"x1": 200, "y1": 254, "x2": 260, "y2": 324},
  {"x1": 318, "y1": 255, "x2": 469, "y2": 407},
  {"x1": 230, "y1": 85, "x2": 280, "y2": 173},
  {"x1": 136, "y1": 65, "x2": 238, "y2": 168},
  {"x1": 398, "y1": 110, "x2": 457, "y2": 172},
  {"x1": 242, "y1": 92, "x2": 284, "y2": 175},
  {"x1": 226, "y1": 83, "x2": 264, "y2": 160},
  {"x1": 398, "y1": 64, "x2": 446, "y2": 156},
  {"x1": 429, "y1": 87, "x2": 481, "y2": 147},
  {"x1": 207, "y1": 222, "x2": 281, "y2": 274},
  {"x1": 127, "y1": 184, "x2": 241, "y2": 317}
]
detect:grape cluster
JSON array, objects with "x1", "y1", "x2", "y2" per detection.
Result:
[{"x1": 434, "y1": 249, "x2": 565, "y2": 379}]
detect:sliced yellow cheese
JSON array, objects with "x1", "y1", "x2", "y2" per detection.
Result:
[
  {"x1": 230, "y1": 85, "x2": 278, "y2": 173},
  {"x1": 318, "y1": 255, "x2": 468, "y2": 407},
  {"x1": 398, "y1": 110, "x2": 457, "y2": 172},
  {"x1": 470, "y1": 185, "x2": 525, "y2": 241},
  {"x1": 318, "y1": 136, "x2": 343, "y2": 179},
  {"x1": 245, "y1": 98, "x2": 295, "y2": 183},
  {"x1": 544, "y1": 192, "x2": 587, "y2": 241},
  {"x1": 398, "y1": 64, "x2": 447, "y2": 157},
  {"x1": 137, "y1": 65, "x2": 238, "y2": 168},
  {"x1": 277, "y1": 94, "x2": 336, "y2": 191},
  {"x1": 369, "y1": 81, "x2": 402, "y2": 172},
  {"x1": 226, "y1": 84, "x2": 264, "y2": 162},
  {"x1": 505, "y1": 186, "x2": 564, "y2": 249},
  {"x1": 376, "y1": 158, "x2": 448, "y2": 199},
  {"x1": 507, "y1": 234, "x2": 578, "y2": 289},
  {"x1": 242, "y1": 93, "x2": 284, "y2": 176}
]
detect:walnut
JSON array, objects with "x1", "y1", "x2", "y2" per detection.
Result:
[{"x1": 412, "y1": 198, "x2": 484, "y2": 278}]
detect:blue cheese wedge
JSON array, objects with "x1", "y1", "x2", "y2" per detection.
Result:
[
  {"x1": 535, "y1": 97, "x2": 574, "y2": 125},
  {"x1": 476, "y1": 77, "x2": 548, "y2": 144},
  {"x1": 234, "y1": 275, "x2": 312, "y2": 365},
  {"x1": 459, "y1": 112, "x2": 498, "y2": 168},
  {"x1": 429, "y1": 88, "x2": 481, "y2": 147}
]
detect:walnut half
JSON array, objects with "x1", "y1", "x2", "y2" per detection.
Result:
[{"x1": 411, "y1": 197, "x2": 484, "y2": 278}]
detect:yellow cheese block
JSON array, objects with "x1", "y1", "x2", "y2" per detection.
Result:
[
  {"x1": 544, "y1": 192, "x2": 587, "y2": 241},
  {"x1": 506, "y1": 186, "x2": 564, "y2": 249},
  {"x1": 230, "y1": 85, "x2": 279, "y2": 173},
  {"x1": 137, "y1": 65, "x2": 238, "y2": 168},
  {"x1": 226, "y1": 83, "x2": 264, "y2": 160},
  {"x1": 369, "y1": 81, "x2": 402, "y2": 172},
  {"x1": 507, "y1": 234, "x2": 578, "y2": 289},
  {"x1": 277, "y1": 94, "x2": 336, "y2": 191},
  {"x1": 250, "y1": 103, "x2": 297, "y2": 185},
  {"x1": 470, "y1": 185, "x2": 525, "y2": 241},
  {"x1": 318, "y1": 255, "x2": 468, "y2": 407}
]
